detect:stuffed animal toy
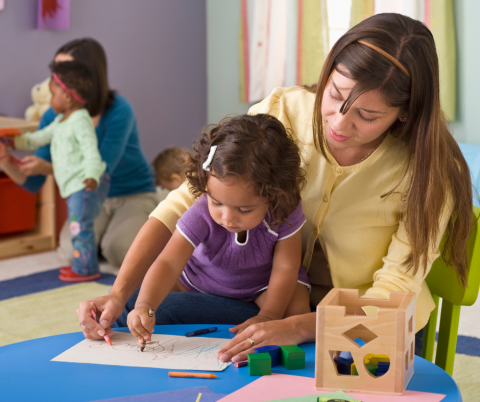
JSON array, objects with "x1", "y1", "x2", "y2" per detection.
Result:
[{"x1": 24, "y1": 77, "x2": 52, "y2": 121}]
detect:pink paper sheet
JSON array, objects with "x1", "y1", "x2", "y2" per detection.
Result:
[{"x1": 217, "y1": 374, "x2": 446, "y2": 402}]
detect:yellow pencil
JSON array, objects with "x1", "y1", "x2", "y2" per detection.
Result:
[{"x1": 168, "y1": 372, "x2": 217, "y2": 379}]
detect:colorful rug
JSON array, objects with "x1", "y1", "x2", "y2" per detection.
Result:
[{"x1": 0, "y1": 268, "x2": 115, "y2": 347}]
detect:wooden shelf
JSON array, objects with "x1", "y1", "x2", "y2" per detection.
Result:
[
  {"x1": 0, "y1": 175, "x2": 56, "y2": 260},
  {"x1": 0, "y1": 116, "x2": 39, "y2": 133}
]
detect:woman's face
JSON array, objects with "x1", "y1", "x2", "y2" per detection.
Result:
[
  {"x1": 321, "y1": 65, "x2": 406, "y2": 151},
  {"x1": 54, "y1": 53, "x2": 74, "y2": 63}
]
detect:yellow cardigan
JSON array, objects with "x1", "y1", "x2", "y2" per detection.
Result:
[{"x1": 151, "y1": 86, "x2": 452, "y2": 331}]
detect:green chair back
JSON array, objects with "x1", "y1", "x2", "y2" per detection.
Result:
[{"x1": 422, "y1": 206, "x2": 480, "y2": 375}]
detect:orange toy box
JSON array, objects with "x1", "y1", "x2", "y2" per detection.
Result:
[
  {"x1": 0, "y1": 127, "x2": 37, "y2": 234},
  {"x1": 0, "y1": 173, "x2": 37, "y2": 235}
]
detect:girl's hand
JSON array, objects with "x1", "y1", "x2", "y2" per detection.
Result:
[
  {"x1": 0, "y1": 136, "x2": 14, "y2": 148},
  {"x1": 127, "y1": 307, "x2": 155, "y2": 345},
  {"x1": 18, "y1": 156, "x2": 53, "y2": 176},
  {"x1": 217, "y1": 316, "x2": 308, "y2": 363},
  {"x1": 83, "y1": 178, "x2": 98, "y2": 191},
  {"x1": 229, "y1": 314, "x2": 274, "y2": 335}
]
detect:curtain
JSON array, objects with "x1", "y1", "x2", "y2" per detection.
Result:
[{"x1": 240, "y1": 0, "x2": 329, "y2": 103}]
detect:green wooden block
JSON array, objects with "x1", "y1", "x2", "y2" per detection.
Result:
[
  {"x1": 365, "y1": 363, "x2": 377, "y2": 376},
  {"x1": 280, "y1": 345, "x2": 305, "y2": 370},
  {"x1": 248, "y1": 352, "x2": 271, "y2": 376}
]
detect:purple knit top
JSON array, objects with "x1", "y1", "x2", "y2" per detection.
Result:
[{"x1": 176, "y1": 195, "x2": 310, "y2": 302}]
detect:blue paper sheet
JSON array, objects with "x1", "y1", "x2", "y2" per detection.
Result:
[{"x1": 91, "y1": 386, "x2": 226, "y2": 402}]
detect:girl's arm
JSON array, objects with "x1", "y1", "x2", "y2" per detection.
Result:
[
  {"x1": 20, "y1": 108, "x2": 55, "y2": 193},
  {"x1": 14, "y1": 124, "x2": 55, "y2": 151},
  {"x1": 233, "y1": 230, "x2": 303, "y2": 334},
  {"x1": 76, "y1": 184, "x2": 195, "y2": 341},
  {"x1": 127, "y1": 229, "x2": 194, "y2": 343},
  {"x1": 259, "y1": 230, "x2": 303, "y2": 319},
  {"x1": 73, "y1": 116, "x2": 105, "y2": 184}
]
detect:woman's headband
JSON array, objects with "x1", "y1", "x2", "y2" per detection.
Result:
[
  {"x1": 358, "y1": 41, "x2": 410, "y2": 78},
  {"x1": 52, "y1": 73, "x2": 87, "y2": 104}
]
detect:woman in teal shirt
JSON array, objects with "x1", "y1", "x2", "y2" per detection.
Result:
[{"x1": 18, "y1": 38, "x2": 157, "y2": 268}]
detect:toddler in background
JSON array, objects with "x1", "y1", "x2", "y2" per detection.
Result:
[
  {"x1": 128, "y1": 114, "x2": 311, "y2": 345},
  {"x1": 152, "y1": 146, "x2": 188, "y2": 191},
  {"x1": 2, "y1": 61, "x2": 109, "y2": 282}
]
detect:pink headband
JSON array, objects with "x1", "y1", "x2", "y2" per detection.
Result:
[{"x1": 52, "y1": 73, "x2": 87, "y2": 104}]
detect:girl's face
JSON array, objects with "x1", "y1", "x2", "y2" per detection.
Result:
[
  {"x1": 48, "y1": 77, "x2": 71, "y2": 114},
  {"x1": 206, "y1": 176, "x2": 268, "y2": 233},
  {"x1": 321, "y1": 65, "x2": 406, "y2": 151}
]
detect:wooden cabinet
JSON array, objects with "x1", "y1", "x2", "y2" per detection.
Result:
[{"x1": 0, "y1": 175, "x2": 56, "y2": 260}]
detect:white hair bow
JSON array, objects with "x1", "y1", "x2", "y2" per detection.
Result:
[{"x1": 202, "y1": 145, "x2": 217, "y2": 171}]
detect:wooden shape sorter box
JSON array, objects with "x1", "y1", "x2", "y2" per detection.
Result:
[{"x1": 315, "y1": 288, "x2": 416, "y2": 395}]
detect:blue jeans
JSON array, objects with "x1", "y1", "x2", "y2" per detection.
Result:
[
  {"x1": 114, "y1": 289, "x2": 425, "y2": 356},
  {"x1": 66, "y1": 173, "x2": 110, "y2": 275},
  {"x1": 114, "y1": 288, "x2": 261, "y2": 327}
]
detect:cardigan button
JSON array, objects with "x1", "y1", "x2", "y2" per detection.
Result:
[
  {"x1": 323, "y1": 196, "x2": 328, "y2": 203},
  {"x1": 335, "y1": 167, "x2": 343, "y2": 174}
]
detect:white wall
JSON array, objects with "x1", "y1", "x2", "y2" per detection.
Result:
[
  {"x1": 450, "y1": 0, "x2": 480, "y2": 144},
  {"x1": 207, "y1": 0, "x2": 250, "y2": 124}
]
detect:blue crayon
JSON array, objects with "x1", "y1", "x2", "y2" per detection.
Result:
[{"x1": 185, "y1": 327, "x2": 218, "y2": 337}]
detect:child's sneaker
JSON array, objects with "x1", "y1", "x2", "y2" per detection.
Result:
[
  {"x1": 59, "y1": 266, "x2": 72, "y2": 275},
  {"x1": 59, "y1": 268, "x2": 101, "y2": 283}
]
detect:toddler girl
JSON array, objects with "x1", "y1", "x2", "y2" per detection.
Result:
[
  {"x1": 2, "y1": 61, "x2": 109, "y2": 282},
  {"x1": 128, "y1": 114, "x2": 311, "y2": 344}
]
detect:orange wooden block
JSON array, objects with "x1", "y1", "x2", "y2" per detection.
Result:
[
  {"x1": 315, "y1": 288, "x2": 416, "y2": 395},
  {"x1": 0, "y1": 127, "x2": 22, "y2": 137}
]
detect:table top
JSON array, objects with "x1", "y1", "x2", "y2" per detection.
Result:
[{"x1": 0, "y1": 324, "x2": 461, "y2": 402}]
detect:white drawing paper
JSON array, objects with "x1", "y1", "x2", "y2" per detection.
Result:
[{"x1": 52, "y1": 332, "x2": 231, "y2": 371}]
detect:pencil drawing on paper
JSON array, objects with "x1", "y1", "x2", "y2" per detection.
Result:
[{"x1": 52, "y1": 332, "x2": 231, "y2": 371}]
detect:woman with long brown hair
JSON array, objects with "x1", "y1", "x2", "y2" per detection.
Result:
[
  {"x1": 0, "y1": 38, "x2": 158, "y2": 280},
  {"x1": 75, "y1": 14, "x2": 472, "y2": 361}
]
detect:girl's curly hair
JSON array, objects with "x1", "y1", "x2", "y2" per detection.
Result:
[{"x1": 185, "y1": 114, "x2": 305, "y2": 227}]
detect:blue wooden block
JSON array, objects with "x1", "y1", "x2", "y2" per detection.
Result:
[
  {"x1": 339, "y1": 350, "x2": 352, "y2": 360},
  {"x1": 354, "y1": 338, "x2": 366, "y2": 347},
  {"x1": 334, "y1": 356, "x2": 353, "y2": 375},
  {"x1": 254, "y1": 345, "x2": 281, "y2": 367},
  {"x1": 376, "y1": 361, "x2": 390, "y2": 376}
]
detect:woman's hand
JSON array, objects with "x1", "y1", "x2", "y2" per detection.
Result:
[
  {"x1": 18, "y1": 155, "x2": 53, "y2": 176},
  {"x1": 127, "y1": 306, "x2": 155, "y2": 344},
  {"x1": 229, "y1": 314, "x2": 274, "y2": 335},
  {"x1": 76, "y1": 295, "x2": 125, "y2": 340},
  {"x1": 217, "y1": 313, "x2": 315, "y2": 363}
]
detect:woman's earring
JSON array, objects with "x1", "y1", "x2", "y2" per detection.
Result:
[{"x1": 402, "y1": 117, "x2": 407, "y2": 123}]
